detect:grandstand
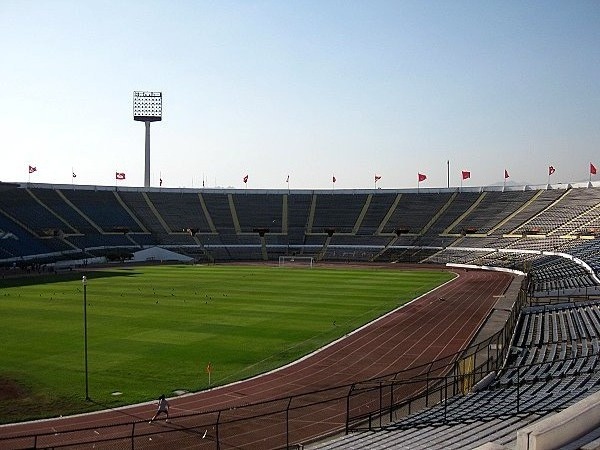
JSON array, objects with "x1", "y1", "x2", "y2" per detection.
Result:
[
  {"x1": 2, "y1": 182, "x2": 600, "y2": 294},
  {"x1": 4, "y1": 180, "x2": 600, "y2": 448}
]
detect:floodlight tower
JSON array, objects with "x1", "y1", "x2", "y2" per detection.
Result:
[{"x1": 133, "y1": 91, "x2": 162, "y2": 187}]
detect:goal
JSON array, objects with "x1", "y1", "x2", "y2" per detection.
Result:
[{"x1": 278, "y1": 256, "x2": 314, "y2": 268}]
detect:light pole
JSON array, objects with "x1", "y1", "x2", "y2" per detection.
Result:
[
  {"x1": 82, "y1": 275, "x2": 90, "y2": 401},
  {"x1": 133, "y1": 91, "x2": 162, "y2": 187}
]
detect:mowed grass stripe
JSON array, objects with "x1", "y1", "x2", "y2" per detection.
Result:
[{"x1": 0, "y1": 265, "x2": 453, "y2": 423}]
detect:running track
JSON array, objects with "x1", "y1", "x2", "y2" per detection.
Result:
[{"x1": 0, "y1": 268, "x2": 514, "y2": 449}]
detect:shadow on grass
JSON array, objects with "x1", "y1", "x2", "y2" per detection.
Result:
[{"x1": 0, "y1": 269, "x2": 141, "y2": 289}]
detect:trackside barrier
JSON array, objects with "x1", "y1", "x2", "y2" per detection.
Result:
[
  {"x1": 0, "y1": 285, "x2": 529, "y2": 450},
  {"x1": 347, "y1": 350, "x2": 600, "y2": 434},
  {"x1": 345, "y1": 284, "x2": 527, "y2": 432}
]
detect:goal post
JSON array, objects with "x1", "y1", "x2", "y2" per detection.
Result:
[{"x1": 278, "y1": 256, "x2": 314, "y2": 268}]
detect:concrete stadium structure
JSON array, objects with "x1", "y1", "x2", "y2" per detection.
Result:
[{"x1": 3, "y1": 181, "x2": 600, "y2": 448}]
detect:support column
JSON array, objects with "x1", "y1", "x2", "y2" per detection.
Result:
[{"x1": 144, "y1": 121, "x2": 151, "y2": 187}]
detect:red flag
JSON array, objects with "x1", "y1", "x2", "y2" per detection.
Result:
[
  {"x1": 548, "y1": 166, "x2": 555, "y2": 176},
  {"x1": 591, "y1": 163, "x2": 597, "y2": 175},
  {"x1": 332, "y1": 175, "x2": 336, "y2": 183},
  {"x1": 418, "y1": 173, "x2": 427, "y2": 182},
  {"x1": 115, "y1": 172, "x2": 125, "y2": 180},
  {"x1": 504, "y1": 169, "x2": 509, "y2": 179},
  {"x1": 28, "y1": 165, "x2": 37, "y2": 174},
  {"x1": 462, "y1": 170, "x2": 471, "y2": 180},
  {"x1": 243, "y1": 174, "x2": 248, "y2": 183},
  {"x1": 374, "y1": 175, "x2": 381, "y2": 182},
  {"x1": 205, "y1": 362, "x2": 212, "y2": 374}
]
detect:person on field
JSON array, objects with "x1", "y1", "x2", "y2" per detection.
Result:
[{"x1": 149, "y1": 394, "x2": 169, "y2": 423}]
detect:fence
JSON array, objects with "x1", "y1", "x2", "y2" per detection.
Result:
[{"x1": 345, "y1": 285, "x2": 526, "y2": 432}]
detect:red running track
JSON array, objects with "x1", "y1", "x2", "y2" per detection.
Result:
[{"x1": 0, "y1": 268, "x2": 514, "y2": 449}]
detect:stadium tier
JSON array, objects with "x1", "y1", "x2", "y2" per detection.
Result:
[{"x1": 3, "y1": 182, "x2": 600, "y2": 294}]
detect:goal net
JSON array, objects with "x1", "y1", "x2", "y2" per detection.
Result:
[{"x1": 278, "y1": 256, "x2": 314, "y2": 268}]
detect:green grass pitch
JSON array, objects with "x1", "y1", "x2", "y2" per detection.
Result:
[{"x1": 0, "y1": 264, "x2": 453, "y2": 423}]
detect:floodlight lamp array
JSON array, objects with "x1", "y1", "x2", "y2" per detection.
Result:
[{"x1": 133, "y1": 91, "x2": 162, "y2": 122}]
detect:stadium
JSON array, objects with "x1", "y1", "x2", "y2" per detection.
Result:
[{"x1": 3, "y1": 180, "x2": 600, "y2": 449}]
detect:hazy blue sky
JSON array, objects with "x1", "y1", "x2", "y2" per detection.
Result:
[{"x1": 2, "y1": 1, "x2": 599, "y2": 189}]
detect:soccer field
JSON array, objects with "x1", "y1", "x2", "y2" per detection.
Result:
[{"x1": 0, "y1": 264, "x2": 453, "y2": 423}]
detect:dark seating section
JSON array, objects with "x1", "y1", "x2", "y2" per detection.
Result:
[
  {"x1": 60, "y1": 189, "x2": 143, "y2": 233},
  {"x1": 0, "y1": 187, "x2": 75, "y2": 236},
  {"x1": 311, "y1": 193, "x2": 368, "y2": 234},
  {"x1": 434, "y1": 192, "x2": 482, "y2": 235},
  {"x1": 0, "y1": 213, "x2": 53, "y2": 258},
  {"x1": 202, "y1": 193, "x2": 236, "y2": 237},
  {"x1": 117, "y1": 191, "x2": 166, "y2": 235},
  {"x1": 356, "y1": 193, "x2": 397, "y2": 235},
  {"x1": 29, "y1": 187, "x2": 98, "y2": 235},
  {"x1": 286, "y1": 193, "x2": 312, "y2": 244},
  {"x1": 146, "y1": 191, "x2": 211, "y2": 233},
  {"x1": 232, "y1": 193, "x2": 283, "y2": 233},
  {"x1": 381, "y1": 192, "x2": 453, "y2": 235}
]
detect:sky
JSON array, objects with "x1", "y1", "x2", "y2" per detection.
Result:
[{"x1": 1, "y1": 0, "x2": 600, "y2": 190}]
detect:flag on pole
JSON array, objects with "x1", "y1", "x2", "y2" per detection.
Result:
[
  {"x1": 418, "y1": 173, "x2": 427, "y2": 182},
  {"x1": 28, "y1": 165, "x2": 37, "y2": 174},
  {"x1": 332, "y1": 175, "x2": 336, "y2": 183},
  {"x1": 72, "y1": 171, "x2": 76, "y2": 178},
  {"x1": 374, "y1": 174, "x2": 381, "y2": 182},
  {"x1": 243, "y1": 174, "x2": 248, "y2": 184},
  {"x1": 115, "y1": 172, "x2": 126, "y2": 180},
  {"x1": 548, "y1": 166, "x2": 556, "y2": 176},
  {"x1": 159, "y1": 178, "x2": 163, "y2": 186},
  {"x1": 591, "y1": 163, "x2": 597, "y2": 175},
  {"x1": 504, "y1": 169, "x2": 509, "y2": 179},
  {"x1": 462, "y1": 170, "x2": 471, "y2": 180},
  {"x1": 286, "y1": 175, "x2": 289, "y2": 183}
]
